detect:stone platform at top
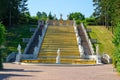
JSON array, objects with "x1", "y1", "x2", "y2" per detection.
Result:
[{"x1": 47, "y1": 14, "x2": 73, "y2": 26}]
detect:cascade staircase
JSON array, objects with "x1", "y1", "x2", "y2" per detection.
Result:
[
  {"x1": 38, "y1": 26, "x2": 80, "y2": 64},
  {"x1": 22, "y1": 24, "x2": 96, "y2": 65}
]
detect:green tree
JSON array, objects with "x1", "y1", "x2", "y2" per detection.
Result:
[
  {"x1": 113, "y1": 0, "x2": 120, "y2": 25},
  {"x1": 113, "y1": 23, "x2": 120, "y2": 73},
  {"x1": 0, "y1": 0, "x2": 8, "y2": 21},
  {"x1": 0, "y1": 0, "x2": 29, "y2": 27},
  {"x1": 19, "y1": 0, "x2": 28, "y2": 13},
  {"x1": 113, "y1": 23, "x2": 120, "y2": 47},
  {"x1": 37, "y1": 11, "x2": 42, "y2": 20},
  {"x1": 93, "y1": 0, "x2": 107, "y2": 26},
  {"x1": 69, "y1": 12, "x2": 85, "y2": 20},
  {"x1": 92, "y1": 0, "x2": 118, "y2": 31},
  {"x1": 0, "y1": 23, "x2": 5, "y2": 70},
  {"x1": 41, "y1": 12, "x2": 47, "y2": 20},
  {"x1": 85, "y1": 17, "x2": 96, "y2": 25},
  {"x1": 36, "y1": 11, "x2": 47, "y2": 21},
  {"x1": 48, "y1": 12, "x2": 54, "y2": 20}
]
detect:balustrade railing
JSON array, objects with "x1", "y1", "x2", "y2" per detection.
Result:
[
  {"x1": 73, "y1": 20, "x2": 84, "y2": 58},
  {"x1": 81, "y1": 23, "x2": 94, "y2": 55}
]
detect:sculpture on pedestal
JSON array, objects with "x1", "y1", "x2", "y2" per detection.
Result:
[
  {"x1": 56, "y1": 48, "x2": 60, "y2": 64},
  {"x1": 15, "y1": 44, "x2": 22, "y2": 62},
  {"x1": 96, "y1": 45, "x2": 101, "y2": 64}
]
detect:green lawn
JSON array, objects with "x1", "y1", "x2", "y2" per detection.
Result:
[
  {"x1": 4, "y1": 25, "x2": 36, "y2": 56},
  {"x1": 87, "y1": 26, "x2": 115, "y2": 56}
]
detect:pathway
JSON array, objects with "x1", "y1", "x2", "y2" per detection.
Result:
[{"x1": 0, "y1": 63, "x2": 119, "y2": 80}]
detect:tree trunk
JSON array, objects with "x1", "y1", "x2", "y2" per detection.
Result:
[
  {"x1": 9, "y1": 9, "x2": 11, "y2": 27},
  {"x1": 0, "y1": 51, "x2": 3, "y2": 70}
]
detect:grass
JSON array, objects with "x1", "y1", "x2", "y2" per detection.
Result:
[
  {"x1": 4, "y1": 25, "x2": 37, "y2": 57},
  {"x1": 87, "y1": 26, "x2": 115, "y2": 56}
]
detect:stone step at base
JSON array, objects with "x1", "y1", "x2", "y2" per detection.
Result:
[
  {"x1": 22, "y1": 59, "x2": 96, "y2": 64},
  {"x1": 38, "y1": 58, "x2": 80, "y2": 64},
  {"x1": 72, "y1": 59, "x2": 96, "y2": 65},
  {"x1": 22, "y1": 58, "x2": 77, "y2": 64}
]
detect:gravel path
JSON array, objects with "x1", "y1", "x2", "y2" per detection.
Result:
[{"x1": 0, "y1": 63, "x2": 120, "y2": 80}]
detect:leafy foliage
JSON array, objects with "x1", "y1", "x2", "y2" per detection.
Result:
[
  {"x1": 113, "y1": 23, "x2": 120, "y2": 47},
  {"x1": 0, "y1": 23, "x2": 5, "y2": 70},
  {"x1": 112, "y1": 45, "x2": 120, "y2": 72},
  {"x1": 85, "y1": 17, "x2": 96, "y2": 25},
  {"x1": 5, "y1": 25, "x2": 36, "y2": 54},
  {"x1": 48, "y1": 12, "x2": 54, "y2": 20},
  {"x1": 112, "y1": 23, "x2": 120, "y2": 72},
  {"x1": 92, "y1": 0, "x2": 118, "y2": 32},
  {"x1": 69, "y1": 12, "x2": 85, "y2": 20},
  {"x1": 0, "y1": 23, "x2": 5, "y2": 45},
  {"x1": 0, "y1": 0, "x2": 30, "y2": 27},
  {"x1": 36, "y1": 11, "x2": 48, "y2": 22}
]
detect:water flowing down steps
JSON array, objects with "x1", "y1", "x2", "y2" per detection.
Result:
[
  {"x1": 22, "y1": 25, "x2": 96, "y2": 65},
  {"x1": 38, "y1": 26, "x2": 80, "y2": 64},
  {"x1": 77, "y1": 26, "x2": 91, "y2": 55}
]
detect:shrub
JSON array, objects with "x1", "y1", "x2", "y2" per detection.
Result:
[
  {"x1": 113, "y1": 23, "x2": 120, "y2": 73},
  {"x1": 85, "y1": 18, "x2": 96, "y2": 25},
  {"x1": 112, "y1": 45, "x2": 120, "y2": 72},
  {"x1": 0, "y1": 23, "x2": 5, "y2": 70}
]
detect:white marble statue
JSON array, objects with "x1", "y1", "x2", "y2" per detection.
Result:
[
  {"x1": 56, "y1": 48, "x2": 60, "y2": 64},
  {"x1": 15, "y1": 44, "x2": 22, "y2": 62},
  {"x1": 96, "y1": 45, "x2": 101, "y2": 64}
]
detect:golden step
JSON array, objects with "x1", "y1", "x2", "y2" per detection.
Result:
[
  {"x1": 38, "y1": 26, "x2": 79, "y2": 64},
  {"x1": 39, "y1": 53, "x2": 80, "y2": 57},
  {"x1": 22, "y1": 59, "x2": 96, "y2": 64},
  {"x1": 72, "y1": 59, "x2": 96, "y2": 64}
]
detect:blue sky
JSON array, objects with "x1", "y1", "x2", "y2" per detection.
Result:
[{"x1": 27, "y1": 0, "x2": 94, "y2": 19}]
